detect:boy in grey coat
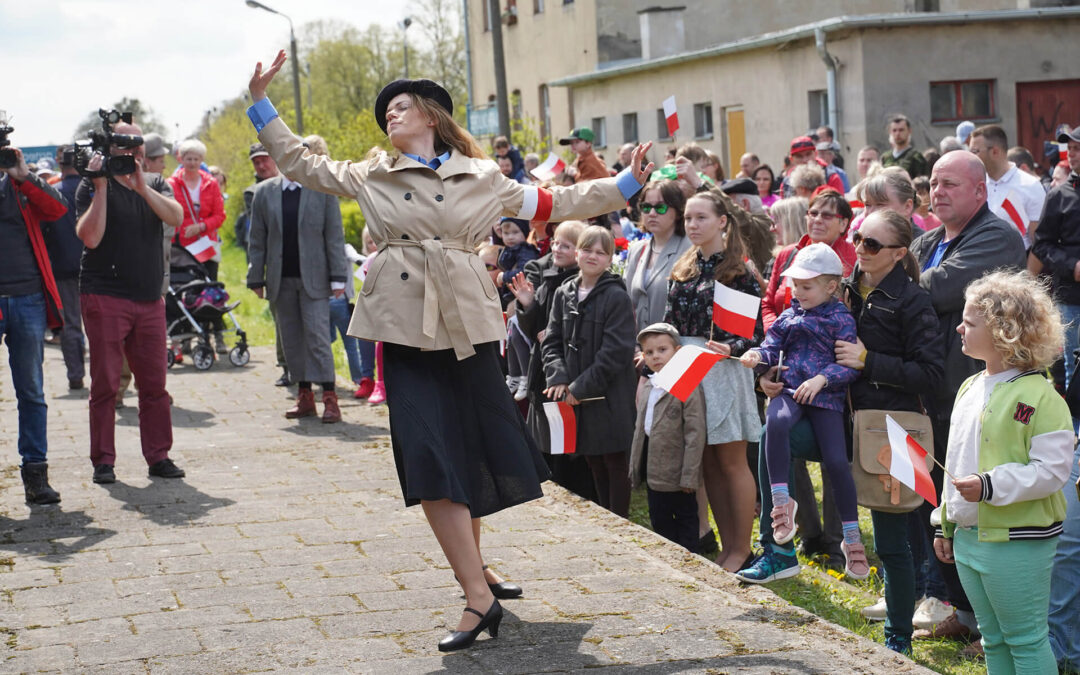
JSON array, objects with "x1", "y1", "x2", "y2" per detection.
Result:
[{"x1": 629, "y1": 323, "x2": 706, "y2": 552}]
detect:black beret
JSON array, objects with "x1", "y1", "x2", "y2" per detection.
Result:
[
  {"x1": 374, "y1": 79, "x2": 454, "y2": 134},
  {"x1": 721, "y1": 177, "x2": 758, "y2": 196}
]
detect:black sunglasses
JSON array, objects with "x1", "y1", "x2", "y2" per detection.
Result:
[
  {"x1": 639, "y1": 202, "x2": 669, "y2": 215},
  {"x1": 852, "y1": 231, "x2": 904, "y2": 255}
]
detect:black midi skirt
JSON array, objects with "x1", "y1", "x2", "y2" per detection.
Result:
[{"x1": 383, "y1": 341, "x2": 551, "y2": 518}]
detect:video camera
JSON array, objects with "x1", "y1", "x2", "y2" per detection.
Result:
[
  {"x1": 0, "y1": 111, "x2": 16, "y2": 170},
  {"x1": 73, "y1": 109, "x2": 143, "y2": 178}
]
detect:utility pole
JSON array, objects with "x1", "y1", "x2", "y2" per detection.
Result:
[{"x1": 487, "y1": 0, "x2": 511, "y2": 138}]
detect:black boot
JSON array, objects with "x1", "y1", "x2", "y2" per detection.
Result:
[{"x1": 21, "y1": 462, "x2": 61, "y2": 505}]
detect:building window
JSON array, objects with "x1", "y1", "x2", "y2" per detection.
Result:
[
  {"x1": 591, "y1": 117, "x2": 607, "y2": 148},
  {"x1": 930, "y1": 80, "x2": 996, "y2": 122},
  {"x1": 622, "y1": 113, "x2": 638, "y2": 144},
  {"x1": 693, "y1": 102, "x2": 713, "y2": 139},
  {"x1": 656, "y1": 108, "x2": 672, "y2": 141},
  {"x1": 538, "y1": 84, "x2": 551, "y2": 148},
  {"x1": 511, "y1": 89, "x2": 522, "y2": 131},
  {"x1": 808, "y1": 90, "x2": 828, "y2": 130},
  {"x1": 534, "y1": 0, "x2": 544, "y2": 12}
]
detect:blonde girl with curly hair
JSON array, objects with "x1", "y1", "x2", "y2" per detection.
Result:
[{"x1": 934, "y1": 270, "x2": 1074, "y2": 675}]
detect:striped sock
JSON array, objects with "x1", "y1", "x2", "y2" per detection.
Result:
[
  {"x1": 771, "y1": 484, "x2": 789, "y2": 507},
  {"x1": 842, "y1": 521, "x2": 861, "y2": 545}
]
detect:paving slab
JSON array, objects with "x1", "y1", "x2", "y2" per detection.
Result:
[{"x1": 0, "y1": 345, "x2": 935, "y2": 673}]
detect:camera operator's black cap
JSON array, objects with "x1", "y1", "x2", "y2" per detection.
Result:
[
  {"x1": 721, "y1": 178, "x2": 757, "y2": 196},
  {"x1": 374, "y1": 79, "x2": 453, "y2": 134}
]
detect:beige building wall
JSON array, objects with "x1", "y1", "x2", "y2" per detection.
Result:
[
  {"x1": 561, "y1": 16, "x2": 1080, "y2": 175},
  {"x1": 466, "y1": 0, "x2": 599, "y2": 147}
]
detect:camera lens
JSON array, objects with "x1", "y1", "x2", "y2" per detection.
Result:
[{"x1": 106, "y1": 110, "x2": 121, "y2": 124}]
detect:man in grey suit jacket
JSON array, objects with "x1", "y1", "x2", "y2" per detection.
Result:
[{"x1": 247, "y1": 171, "x2": 348, "y2": 423}]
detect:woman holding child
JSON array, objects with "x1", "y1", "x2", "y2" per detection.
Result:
[{"x1": 246, "y1": 51, "x2": 653, "y2": 651}]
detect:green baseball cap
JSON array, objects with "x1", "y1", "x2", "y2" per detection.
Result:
[{"x1": 559, "y1": 127, "x2": 595, "y2": 145}]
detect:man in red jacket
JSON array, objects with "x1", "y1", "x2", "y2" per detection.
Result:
[{"x1": 0, "y1": 143, "x2": 67, "y2": 504}]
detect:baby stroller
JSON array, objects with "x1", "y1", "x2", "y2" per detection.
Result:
[{"x1": 165, "y1": 243, "x2": 249, "y2": 370}]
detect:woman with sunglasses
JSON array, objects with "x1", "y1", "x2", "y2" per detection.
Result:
[
  {"x1": 623, "y1": 179, "x2": 692, "y2": 333},
  {"x1": 761, "y1": 189, "x2": 856, "y2": 331},
  {"x1": 835, "y1": 209, "x2": 945, "y2": 655},
  {"x1": 246, "y1": 51, "x2": 654, "y2": 652}
]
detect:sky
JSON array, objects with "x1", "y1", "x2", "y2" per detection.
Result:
[{"x1": 1, "y1": 0, "x2": 411, "y2": 147}]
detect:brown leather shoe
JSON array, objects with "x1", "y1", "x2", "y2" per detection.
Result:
[
  {"x1": 912, "y1": 612, "x2": 976, "y2": 641},
  {"x1": 285, "y1": 389, "x2": 317, "y2": 419},
  {"x1": 321, "y1": 391, "x2": 342, "y2": 424},
  {"x1": 960, "y1": 640, "x2": 984, "y2": 660}
]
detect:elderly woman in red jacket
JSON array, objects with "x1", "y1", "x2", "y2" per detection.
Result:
[
  {"x1": 761, "y1": 189, "x2": 856, "y2": 331},
  {"x1": 168, "y1": 139, "x2": 226, "y2": 279}
]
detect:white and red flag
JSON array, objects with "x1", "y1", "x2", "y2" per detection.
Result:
[
  {"x1": 885, "y1": 415, "x2": 938, "y2": 507},
  {"x1": 713, "y1": 283, "x2": 760, "y2": 339},
  {"x1": 543, "y1": 401, "x2": 577, "y2": 455},
  {"x1": 1000, "y1": 193, "x2": 1029, "y2": 237},
  {"x1": 530, "y1": 153, "x2": 566, "y2": 182},
  {"x1": 652, "y1": 345, "x2": 725, "y2": 403},
  {"x1": 1060, "y1": 143, "x2": 1069, "y2": 163},
  {"x1": 662, "y1": 96, "x2": 679, "y2": 137},
  {"x1": 185, "y1": 236, "x2": 216, "y2": 263}
]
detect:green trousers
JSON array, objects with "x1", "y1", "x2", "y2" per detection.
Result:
[{"x1": 954, "y1": 527, "x2": 1058, "y2": 675}]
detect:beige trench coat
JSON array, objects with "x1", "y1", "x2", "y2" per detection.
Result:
[{"x1": 259, "y1": 117, "x2": 631, "y2": 360}]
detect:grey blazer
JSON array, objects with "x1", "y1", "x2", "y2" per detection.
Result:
[
  {"x1": 246, "y1": 177, "x2": 348, "y2": 303},
  {"x1": 622, "y1": 234, "x2": 692, "y2": 331}
]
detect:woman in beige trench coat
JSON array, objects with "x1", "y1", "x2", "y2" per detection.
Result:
[{"x1": 249, "y1": 51, "x2": 654, "y2": 651}]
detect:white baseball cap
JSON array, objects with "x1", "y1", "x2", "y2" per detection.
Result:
[{"x1": 781, "y1": 242, "x2": 844, "y2": 279}]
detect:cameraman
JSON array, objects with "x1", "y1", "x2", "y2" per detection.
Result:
[
  {"x1": 75, "y1": 121, "x2": 186, "y2": 484},
  {"x1": 0, "y1": 144, "x2": 66, "y2": 505}
]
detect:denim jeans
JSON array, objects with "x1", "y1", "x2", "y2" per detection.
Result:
[
  {"x1": 871, "y1": 509, "x2": 915, "y2": 641},
  {"x1": 0, "y1": 293, "x2": 48, "y2": 464},
  {"x1": 1059, "y1": 304, "x2": 1080, "y2": 390},
  {"x1": 329, "y1": 297, "x2": 369, "y2": 382},
  {"x1": 1049, "y1": 442, "x2": 1080, "y2": 672}
]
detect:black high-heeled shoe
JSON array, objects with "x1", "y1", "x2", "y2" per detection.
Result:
[
  {"x1": 482, "y1": 564, "x2": 522, "y2": 599},
  {"x1": 437, "y1": 599, "x2": 503, "y2": 652}
]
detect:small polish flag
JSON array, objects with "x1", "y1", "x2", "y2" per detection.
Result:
[
  {"x1": 185, "y1": 236, "x2": 216, "y2": 263},
  {"x1": 1000, "y1": 194, "x2": 1028, "y2": 236},
  {"x1": 530, "y1": 153, "x2": 566, "y2": 182},
  {"x1": 662, "y1": 96, "x2": 679, "y2": 137},
  {"x1": 885, "y1": 415, "x2": 938, "y2": 507},
  {"x1": 543, "y1": 401, "x2": 577, "y2": 454},
  {"x1": 713, "y1": 283, "x2": 760, "y2": 339},
  {"x1": 652, "y1": 345, "x2": 725, "y2": 403},
  {"x1": 1060, "y1": 143, "x2": 1069, "y2": 162}
]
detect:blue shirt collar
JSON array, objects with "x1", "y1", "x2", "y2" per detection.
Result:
[{"x1": 403, "y1": 150, "x2": 451, "y2": 170}]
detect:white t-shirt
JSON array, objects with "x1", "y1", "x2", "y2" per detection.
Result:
[
  {"x1": 643, "y1": 376, "x2": 665, "y2": 437},
  {"x1": 985, "y1": 163, "x2": 1047, "y2": 249},
  {"x1": 943, "y1": 368, "x2": 1019, "y2": 527}
]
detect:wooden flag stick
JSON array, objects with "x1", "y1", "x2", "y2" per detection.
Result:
[
  {"x1": 928, "y1": 452, "x2": 958, "y2": 482},
  {"x1": 577, "y1": 396, "x2": 606, "y2": 403}
]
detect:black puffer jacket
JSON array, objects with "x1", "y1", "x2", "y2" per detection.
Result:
[
  {"x1": 841, "y1": 263, "x2": 945, "y2": 413},
  {"x1": 541, "y1": 271, "x2": 637, "y2": 456},
  {"x1": 909, "y1": 204, "x2": 1025, "y2": 416},
  {"x1": 1032, "y1": 172, "x2": 1080, "y2": 305},
  {"x1": 520, "y1": 253, "x2": 578, "y2": 452}
]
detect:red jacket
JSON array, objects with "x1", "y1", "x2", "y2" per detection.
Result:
[
  {"x1": 9, "y1": 174, "x2": 66, "y2": 329},
  {"x1": 168, "y1": 169, "x2": 225, "y2": 247},
  {"x1": 762, "y1": 233, "x2": 856, "y2": 332}
]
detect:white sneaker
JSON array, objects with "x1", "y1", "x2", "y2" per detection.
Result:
[
  {"x1": 506, "y1": 375, "x2": 520, "y2": 393},
  {"x1": 861, "y1": 596, "x2": 887, "y2": 622},
  {"x1": 912, "y1": 596, "x2": 954, "y2": 630},
  {"x1": 513, "y1": 379, "x2": 529, "y2": 401}
]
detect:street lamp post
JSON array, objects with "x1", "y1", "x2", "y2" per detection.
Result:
[
  {"x1": 245, "y1": 0, "x2": 304, "y2": 135},
  {"x1": 400, "y1": 17, "x2": 412, "y2": 79}
]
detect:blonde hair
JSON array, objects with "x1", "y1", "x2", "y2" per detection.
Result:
[
  {"x1": 554, "y1": 220, "x2": 586, "y2": 244},
  {"x1": 964, "y1": 271, "x2": 1063, "y2": 371},
  {"x1": 863, "y1": 166, "x2": 920, "y2": 211},
  {"x1": 577, "y1": 225, "x2": 614, "y2": 256},
  {"x1": 790, "y1": 163, "x2": 825, "y2": 191},
  {"x1": 410, "y1": 94, "x2": 487, "y2": 159},
  {"x1": 769, "y1": 197, "x2": 808, "y2": 248},
  {"x1": 177, "y1": 138, "x2": 206, "y2": 159}
]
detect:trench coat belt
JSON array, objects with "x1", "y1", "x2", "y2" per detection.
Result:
[{"x1": 379, "y1": 237, "x2": 477, "y2": 360}]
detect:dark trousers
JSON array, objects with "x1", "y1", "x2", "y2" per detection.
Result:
[
  {"x1": 647, "y1": 488, "x2": 699, "y2": 553},
  {"x1": 585, "y1": 451, "x2": 630, "y2": 517},
  {"x1": 765, "y1": 395, "x2": 858, "y2": 523}
]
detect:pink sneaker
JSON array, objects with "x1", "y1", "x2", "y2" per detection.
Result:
[
  {"x1": 368, "y1": 380, "x2": 386, "y2": 406},
  {"x1": 770, "y1": 499, "x2": 798, "y2": 545},
  {"x1": 353, "y1": 377, "x2": 375, "y2": 399},
  {"x1": 842, "y1": 541, "x2": 871, "y2": 580}
]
